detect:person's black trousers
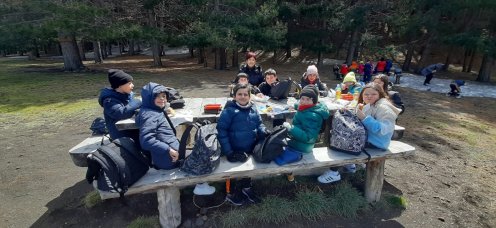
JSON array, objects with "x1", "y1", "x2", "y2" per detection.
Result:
[{"x1": 424, "y1": 73, "x2": 433, "y2": 85}]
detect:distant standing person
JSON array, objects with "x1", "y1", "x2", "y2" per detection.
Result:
[
  {"x1": 421, "y1": 63, "x2": 444, "y2": 86},
  {"x1": 363, "y1": 60, "x2": 373, "y2": 83},
  {"x1": 239, "y1": 52, "x2": 264, "y2": 86},
  {"x1": 374, "y1": 57, "x2": 386, "y2": 74},
  {"x1": 98, "y1": 69, "x2": 141, "y2": 142}
]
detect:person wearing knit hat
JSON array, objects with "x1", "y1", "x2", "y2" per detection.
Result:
[
  {"x1": 108, "y1": 69, "x2": 134, "y2": 89},
  {"x1": 300, "y1": 65, "x2": 329, "y2": 97},
  {"x1": 239, "y1": 51, "x2": 264, "y2": 86},
  {"x1": 299, "y1": 85, "x2": 319, "y2": 104},
  {"x1": 274, "y1": 84, "x2": 330, "y2": 166},
  {"x1": 98, "y1": 69, "x2": 141, "y2": 141},
  {"x1": 341, "y1": 72, "x2": 362, "y2": 94}
]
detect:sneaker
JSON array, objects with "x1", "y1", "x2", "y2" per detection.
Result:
[
  {"x1": 456, "y1": 95, "x2": 462, "y2": 99},
  {"x1": 193, "y1": 183, "x2": 216, "y2": 196},
  {"x1": 317, "y1": 170, "x2": 341, "y2": 184},
  {"x1": 343, "y1": 164, "x2": 356, "y2": 174},
  {"x1": 226, "y1": 192, "x2": 245, "y2": 206},
  {"x1": 242, "y1": 187, "x2": 262, "y2": 204}
]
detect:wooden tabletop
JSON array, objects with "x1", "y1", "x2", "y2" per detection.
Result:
[{"x1": 115, "y1": 97, "x2": 311, "y2": 131}]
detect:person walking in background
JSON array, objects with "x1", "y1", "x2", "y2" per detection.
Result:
[
  {"x1": 421, "y1": 63, "x2": 444, "y2": 86},
  {"x1": 239, "y1": 52, "x2": 264, "y2": 87},
  {"x1": 363, "y1": 60, "x2": 373, "y2": 83},
  {"x1": 374, "y1": 57, "x2": 386, "y2": 74},
  {"x1": 98, "y1": 69, "x2": 141, "y2": 142}
]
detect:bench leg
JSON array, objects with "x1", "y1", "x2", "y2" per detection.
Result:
[
  {"x1": 157, "y1": 187, "x2": 181, "y2": 228},
  {"x1": 365, "y1": 159, "x2": 385, "y2": 203}
]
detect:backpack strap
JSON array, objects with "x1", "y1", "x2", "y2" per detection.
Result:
[
  {"x1": 162, "y1": 109, "x2": 177, "y2": 136},
  {"x1": 178, "y1": 122, "x2": 202, "y2": 158},
  {"x1": 363, "y1": 149, "x2": 372, "y2": 162}
]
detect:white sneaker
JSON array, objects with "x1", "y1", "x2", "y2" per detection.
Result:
[
  {"x1": 343, "y1": 164, "x2": 356, "y2": 174},
  {"x1": 317, "y1": 170, "x2": 341, "y2": 184},
  {"x1": 193, "y1": 183, "x2": 216, "y2": 195}
]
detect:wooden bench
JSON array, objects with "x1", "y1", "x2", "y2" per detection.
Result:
[
  {"x1": 94, "y1": 141, "x2": 415, "y2": 228},
  {"x1": 69, "y1": 124, "x2": 405, "y2": 167}
]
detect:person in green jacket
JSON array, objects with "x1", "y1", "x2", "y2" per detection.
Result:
[{"x1": 274, "y1": 85, "x2": 330, "y2": 165}]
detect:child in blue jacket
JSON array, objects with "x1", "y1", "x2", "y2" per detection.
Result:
[
  {"x1": 98, "y1": 69, "x2": 141, "y2": 141},
  {"x1": 136, "y1": 82, "x2": 183, "y2": 170},
  {"x1": 217, "y1": 83, "x2": 269, "y2": 205}
]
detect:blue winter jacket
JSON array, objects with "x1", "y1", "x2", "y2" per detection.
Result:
[
  {"x1": 136, "y1": 82, "x2": 180, "y2": 170},
  {"x1": 216, "y1": 100, "x2": 266, "y2": 156},
  {"x1": 98, "y1": 88, "x2": 141, "y2": 140},
  {"x1": 239, "y1": 64, "x2": 264, "y2": 87}
]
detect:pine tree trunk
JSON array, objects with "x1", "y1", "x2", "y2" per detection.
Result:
[
  {"x1": 273, "y1": 49, "x2": 277, "y2": 64},
  {"x1": 462, "y1": 48, "x2": 469, "y2": 72},
  {"x1": 317, "y1": 50, "x2": 323, "y2": 66},
  {"x1": 101, "y1": 42, "x2": 108, "y2": 59},
  {"x1": 129, "y1": 40, "x2": 135, "y2": 56},
  {"x1": 58, "y1": 31, "x2": 84, "y2": 71},
  {"x1": 27, "y1": 51, "x2": 36, "y2": 60},
  {"x1": 198, "y1": 48, "x2": 204, "y2": 64},
  {"x1": 476, "y1": 53, "x2": 493, "y2": 82},
  {"x1": 78, "y1": 40, "x2": 86, "y2": 61},
  {"x1": 107, "y1": 43, "x2": 112, "y2": 56},
  {"x1": 151, "y1": 39, "x2": 163, "y2": 67},
  {"x1": 232, "y1": 48, "x2": 238, "y2": 68},
  {"x1": 467, "y1": 49, "x2": 476, "y2": 73},
  {"x1": 118, "y1": 41, "x2": 123, "y2": 55},
  {"x1": 402, "y1": 45, "x2": 414, "y2": 71},
  {"x1": 346, "y1": 29, "x2": 359, "y2": 65},
  {"x1": 215, "y1": 48, "x2": 226, "y2": 70},
  {"x1": 189, "y1": 47, "x2": 194, "y2": 58},
  {"x1": 1, "y1": 50, "x2": 6, "y2": 57},
  {"x1": 33, "y1": 39, "x2": 40, "y2": 58},
  {"x1": 93, "y1": 40, "x2": 102, "y2": 63},
  {"x1": 417, "y1": 36, "x2": 433, "y2": 71},
  {"x1": 285, "y1": 42, "x2": 291, "y2": 58},
  {"x1": 443, "y1": 45, "x2": 453, "y2": 70}
]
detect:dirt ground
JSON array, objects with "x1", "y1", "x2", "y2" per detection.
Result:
[{"x1": 1, "y1": 54, "x2": 495, "y2": 228}]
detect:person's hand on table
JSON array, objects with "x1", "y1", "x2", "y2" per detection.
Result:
[{"x1": 256, "y1": 93, "x2": 264, "y2": 98}]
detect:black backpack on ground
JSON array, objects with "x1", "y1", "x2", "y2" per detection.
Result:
[
  {"x1": 329, "y1": 110, "x2": 370, "y2": 159},
  {"x1": 164, "y1": 87, "x2": 185, "y2": 109},
  {"x1": 179, "y1": 121, "x2": 221, "y2": 175},
  {"x1": 252, "y1": 125, "x2": 288, "y2": 163},
  {"x1": 86, "y1": 137, "x2": 151, "y2": 197}
]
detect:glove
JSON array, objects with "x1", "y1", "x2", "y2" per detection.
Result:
[
  {"x1": 263, "y1": 128, "x2": 272, "y2": 136},
  {"x1": 282, "y1": 122, "x2": 292, "y2": 130},
  {"x1": 226, "y1": 152, "x2": 248, "y2": 163}
]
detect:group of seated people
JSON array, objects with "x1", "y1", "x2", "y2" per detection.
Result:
[{"x1": 98, "y1": 52, "x2": 403, "y2": 205}]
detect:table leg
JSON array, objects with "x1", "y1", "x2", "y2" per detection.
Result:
[
  {"x1": 157, "y1": 187, "x2": 181, "y2": 228},
  {"x1": 365, "y1": 159, "x2": 385, "y2": 203}
]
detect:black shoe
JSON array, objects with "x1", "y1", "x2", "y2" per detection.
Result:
[
  {"x1": 242, "y1": 188, "x2": 261, "y2": 204},
  {"x1": 226, "y1": 192, "x2": 245, "y2": 206}
]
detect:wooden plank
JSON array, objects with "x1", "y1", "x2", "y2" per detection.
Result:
[
  {"x1": 365, "y1": 159, "x2": 385, "y2": 202},
  {"x1": 69, "y1": 135, "x2": 109, "y2": 167},
  {"x1": 99, "y1": 141, "x2": 415, "y2": 199},
  {"x1": 157, "y1": 187, "x2": 181, "y2": 228}
]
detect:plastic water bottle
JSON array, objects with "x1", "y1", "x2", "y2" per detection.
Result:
[
  {"x1": 353, "y1": 90, "x2": 359, "y2": 101},
  {"x1": 335, "y1": 84, "x2": 342, "y2": 100}
]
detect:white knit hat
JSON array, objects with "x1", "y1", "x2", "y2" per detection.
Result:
[{"x1": 306, "y1": 65, "x2": 318, "y2": 75}]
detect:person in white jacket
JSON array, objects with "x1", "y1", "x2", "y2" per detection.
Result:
[{"x1": 318, "y1": 82, "x2": 400, "y2": 184}]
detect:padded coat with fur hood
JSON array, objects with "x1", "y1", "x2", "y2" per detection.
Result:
[
  {"x1": 136, "y1": 82, "x2": 179, "y2": 170},
  {"x1": 360, "y1": 98, "x2": 401, "y2": 149},
  {"x1": 300, "y1": 72, "x2": 329, "y2": 97}
]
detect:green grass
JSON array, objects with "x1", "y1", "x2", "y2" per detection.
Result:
[
  {"x1": 293, "y1": 191, "x2": 329, "y2": 221},
  {"x1": 82, "y1": 191, "x2": 102, "y2": 208},
  {"x1": 385, "y1": 194, "x2": 408, "y2": 209},
  {"x1": 219, "y1": 209, "x2": 251, "y2": 227},
  {"x1": 250, "y1": 196, "x2": 294, "y2": 224},
  {"x1": 327, "y1": 181, "x2": 368, "y2": 218},
  {"x1": 127, "y1": 216, "x2": 160, "y2": 228}
]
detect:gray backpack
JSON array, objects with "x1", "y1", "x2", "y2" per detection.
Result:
[
  {"x1": 179, "y1": 121, "x2": 221, "y2": 175},
  {"x1": 329, "y1": 110, "x2": 370, "y2": 158}
]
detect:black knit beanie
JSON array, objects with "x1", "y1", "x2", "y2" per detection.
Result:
[
  {"x1": 108, "y1": 69, "x2": 133, "y2": 89},
  {"x1": 300, "y1": 85, "x2": 319, "y2": 104}
]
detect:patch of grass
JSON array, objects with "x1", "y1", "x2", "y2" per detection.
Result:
[
  {"x1": 293, "y1": 191, "x2": 329, "y2": 221},
  {"x1": 327, "y1": 181, "x2": 368, "y2": 218},
  {"x1": 251, "y1": 196, "x2": 295, "y2": 224},
  {"x1": 219, "y1": 209, "x2": 251, "y2": 228},
  {"x1": 385, "y1": 194, "x2": 408, "y2": 209},
  {"x1": 82, "y1": 191, "x2": 102, "y2": 208},
  {"x1": 127, "y1": 216, "x2": 159, "y2": 228}
]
